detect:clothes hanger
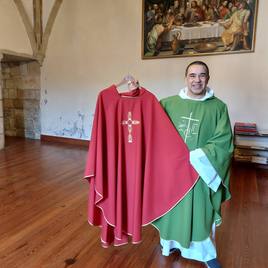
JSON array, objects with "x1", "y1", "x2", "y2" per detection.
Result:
[{"x1": 115, "y1": 74, "x2": 140, "y2": 91}]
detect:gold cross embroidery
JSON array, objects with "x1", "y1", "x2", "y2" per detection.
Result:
[{"x1": 122, "y1": 112, "x2": 140, "y2": 143}]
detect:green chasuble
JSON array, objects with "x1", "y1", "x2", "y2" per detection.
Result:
[{"x1": 152, "y1": 94, "x2": 233, "y2": 248}]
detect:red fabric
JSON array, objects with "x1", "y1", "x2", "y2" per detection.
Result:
[{"x1": 84, "y1": 85, "x2": 198, "y2": 246}]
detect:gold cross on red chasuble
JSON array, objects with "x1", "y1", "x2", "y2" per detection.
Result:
[{"x1": 122, "y1": 112, "x2": 140, "y2": 143}]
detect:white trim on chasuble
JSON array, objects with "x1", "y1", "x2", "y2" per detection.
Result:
[
  {"x1": 179, "y1": 112, "x2": 199, "y2": 143},
  {"x1": 122, "y1": 112, "x2": 140, "y2": 143}
]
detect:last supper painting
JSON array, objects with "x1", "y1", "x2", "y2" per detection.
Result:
[{"x1": 142, "y1": 0, "x2": 258, "y2": 58}]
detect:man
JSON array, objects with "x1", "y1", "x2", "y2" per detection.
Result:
[
  {"x1": 219, "y1": 0, "x2": 230, "y2": 19},
  {"x1": 220, "y1": 1, "x2": 251, "y2": 51},
  {"x1": 152, "y1": 61, "x2": 233, "y2": 268},
  {"x1": 185, "y1": 1, "x2": 204, "y2": 22},
  {"x1": 145, "y1": 14, "x2": 174, "y2": 56}
]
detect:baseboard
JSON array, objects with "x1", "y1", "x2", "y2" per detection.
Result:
[{"x1": 41, "y1": 134, "x2": 89, "y2": 147}]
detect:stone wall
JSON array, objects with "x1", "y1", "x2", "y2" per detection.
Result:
[{"x1": 1, "y1": 61, "x2": 40, "y2": 140}]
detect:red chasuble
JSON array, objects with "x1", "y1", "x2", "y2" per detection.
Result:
[{"x1": 84, "y1": 85, "x2": 198, "y2": 247}]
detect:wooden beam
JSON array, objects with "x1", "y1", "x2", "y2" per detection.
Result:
[
  {"x1": 13, "y1": 0, "x2": 38, "y2": 55},
  {"x1": 13, "y1": 0, "x2": 63, "y2": 64},
  {"x1": 33, "y1": 0, "x2": 43, "y2": 51},
  {"x1": 41, "y1": 0, "x2": 63, "y2": 56}
]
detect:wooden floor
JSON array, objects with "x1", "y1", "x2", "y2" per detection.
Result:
[{"x1": 0, "y1": 137, "x2": 268, "y2": 268}]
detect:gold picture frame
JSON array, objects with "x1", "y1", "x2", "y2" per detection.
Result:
[{"x1": 142, "y1": 0, "x2": 258, "y2": 59}]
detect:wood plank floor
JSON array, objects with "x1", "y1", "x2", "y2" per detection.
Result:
[{"x1": 0, "y1": 137, "x2": 268, "y2": 268}]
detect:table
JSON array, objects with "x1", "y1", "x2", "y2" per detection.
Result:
[{"x1": 163, "y1": 21, "x2": 224, "y2": 42}]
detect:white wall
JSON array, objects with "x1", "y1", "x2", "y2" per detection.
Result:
[
  {"x1": 0, "y1": 0, "x2": 55, "y2": 53},
  {"x1": 0, "y1": 0, "x2": 32, "y2": 54},
  {"x1": 1, "y1": 0, "x2": 267, "y2": 140},
  {"x1": 41, "y1": 0, "x2": 268, "y2": 140}
]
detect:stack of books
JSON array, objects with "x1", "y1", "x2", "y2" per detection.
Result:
[
  {"x1": 234, "y1": 122, "x2": 258, "y2": 135},
  {"x1": 234, "y1": 148, "x2": 268, "y2": 165},
  {"x1": 234, "y1": 122, "x2": 268, "y2": 167}
]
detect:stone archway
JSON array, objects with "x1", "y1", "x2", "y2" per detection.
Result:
[{"x1": 0, "y1": 50, "x2": 41, "y2": 149}]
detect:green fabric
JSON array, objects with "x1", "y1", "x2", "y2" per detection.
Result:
[{"x1": 152, "y1": 94, "x2": 233, "y2": 248}]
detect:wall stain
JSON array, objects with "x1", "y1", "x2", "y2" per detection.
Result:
[{"x1": 49, "y1": 111, "x2": 88, "y2": 139}]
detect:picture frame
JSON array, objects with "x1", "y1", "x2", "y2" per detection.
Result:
[{"x1": 142, "y1": 0, "x2": 258, "y2": 59}]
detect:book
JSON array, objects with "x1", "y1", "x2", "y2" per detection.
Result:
[
  {"x1": 251, "y1": 156, "x2": 268, "y2": 165},
  {"x1": 234, "y1": 122, "x2": 258, "y2": 135},
  {"x1": 234, "y1": 123, "x2": 268, "y2": 167},
  {"x1": 234, "y1": 152, "x2": 268, "y2": 165},
  {"x1": 235, "y1": 131, "x2": 258, "y2": 135},
  {"x1": 258, "y1": 129, "x2": 268, "y2": 136},
  {"x1": 234, "y1": 148, "x2": 268, "y2": 158},
  {"x1": 234, "y1": 122, "x2": 257, "y2": 128},
  {"x1": 234, "y1": 135, "x2": 268, "y2": 149}
]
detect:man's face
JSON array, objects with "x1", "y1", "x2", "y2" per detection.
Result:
[{"x1": 185, "y1": 64, "x2": 209, "y2": 99}]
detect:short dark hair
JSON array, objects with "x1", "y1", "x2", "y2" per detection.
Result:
[{"x1": 185, "y1": 61, "x2": 210, "y2": 77}]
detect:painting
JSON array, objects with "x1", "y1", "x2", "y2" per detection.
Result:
[{"x1": 142, "y1": 0, "x2": 258, "y2": 58}]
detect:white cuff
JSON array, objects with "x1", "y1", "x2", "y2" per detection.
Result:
[{"x1": 190, "y1": 148, "x2": 221, "y2": 192}]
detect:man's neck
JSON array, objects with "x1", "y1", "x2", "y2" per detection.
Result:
[{"x1": 186, "y1": 90, "x2": 206, "y2": 100}]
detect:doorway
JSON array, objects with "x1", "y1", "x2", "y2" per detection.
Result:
[{"x1": 0, "y1": 51, "x2": 40, "y2": 149}]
